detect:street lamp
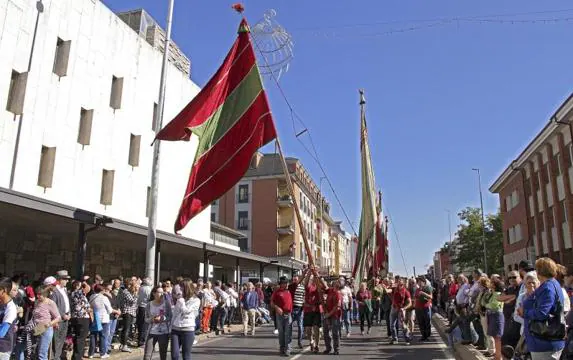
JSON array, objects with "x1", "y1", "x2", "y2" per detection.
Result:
[{"x1": 472, "y1": 168, "x2": 488, "y2": 274}]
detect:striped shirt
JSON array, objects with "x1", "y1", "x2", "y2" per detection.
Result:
[{"x1": 288, "y1": 282, "x2": 305, "y2": 308}]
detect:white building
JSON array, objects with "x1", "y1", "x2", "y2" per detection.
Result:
[{"x1": 0, "y1": 0, "x2": 294, "y2": 281}]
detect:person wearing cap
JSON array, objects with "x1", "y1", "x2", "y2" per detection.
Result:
[
  {"x1": 51, "y1": 270, "x2": 71, "y2": 360},
  {"x1": 271, "y1": 276, "x2": 293, "y2": 356},
  {"x1": 316, "y1": 275, "x2": 342, "y2": 355}
]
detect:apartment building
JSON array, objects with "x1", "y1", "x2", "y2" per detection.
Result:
[
  {"x1": 490, "y1": 92, "x2": 573, "y2": 271},
  {"x1": 0, "y1": 0, "x2": 293, "y2": 280},
  {"x1": 213, "y1": 152, "x2": 344, "y2": 268}
]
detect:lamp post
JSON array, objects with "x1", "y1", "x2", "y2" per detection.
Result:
[
  {"x1": 445, "y1": 209, "x2": 453, "y2": 243},
  {"x1": 472, "y1": 168, "x2": 488, "y2": 274}
]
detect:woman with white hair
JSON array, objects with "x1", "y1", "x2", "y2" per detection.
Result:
[{"x1": 513, "y1": 271, "x2": 539, "y2": 357}]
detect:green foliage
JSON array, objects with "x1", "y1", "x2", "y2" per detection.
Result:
[{"x1": 452, "y1": 207, "x2": 504, "y2": 275}]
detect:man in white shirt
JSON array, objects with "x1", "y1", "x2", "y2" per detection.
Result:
[{"x1": 339, "y1": 277, "x2": 353, "y2": 337}]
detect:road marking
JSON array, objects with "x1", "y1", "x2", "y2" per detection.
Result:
[{"x1": 290, "y1": 346, "x2": 311, "y2": 360}]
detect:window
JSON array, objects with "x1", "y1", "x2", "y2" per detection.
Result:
[
  {"x1": 546, "y1": 163, "x2": 551, "y2": 184},
  {"x1": 152, "y1": 102, "x2": 158, "y2": 131},
  {"x1": 100, "y1": 169, "x2": 115, "y2": 206},
  {"x1": 146, "y1": 186, "x2": 152, "y2": 217},
  {"x1": 37, "y1": 146, "x2": 56, "y2": 190},
  {"x1": 511, "y1": 190, "x2": 519, "y2": 208},
  {"x1": 562, "y1": 201, "x2": 568, "y2": 223},
  {"x1": 6, "y1": 70, "x2": 27, "y2": 115},
  {"x1": 515, "y1": 224, "x2": 522, "y2": 242},
  {"x1": 110, "y1": 76, "x2": 123, "y2": 110},
  {"x1": 569, "y1": 144, "x2": 573, "y2": 168},
  {"x1": 505, "y1": 196, "x2": 512, "y2": 212},
  {"x1": 52, "y1": 37, "x2": 71, "y2": 77},
  {"x1": 128, "y1": 134, "x2": 141, "y2": 167},
  {"x1": 237, "y1": 211, "x2": 249, "y2": 230},
  {"x1": 77, "y1": 108, "x2": 93, "y2": 147},
  {"x1": 238, "y1": 184, "x2": 249, "y2": 203},
  {"x1": 211, "y1": 213, "x2": 216, "y2": 222},
  {"x1": 556, "y1": 155, "x2": 562, "y2": 175}
]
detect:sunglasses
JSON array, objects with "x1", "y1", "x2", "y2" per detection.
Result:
[{"x1": 508, "y1": 276, "x2": 517, "y2": 280}]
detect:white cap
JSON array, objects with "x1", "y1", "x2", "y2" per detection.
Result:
[{"x1": 43, "y1": 276, "x2": 57, "y2": 286}]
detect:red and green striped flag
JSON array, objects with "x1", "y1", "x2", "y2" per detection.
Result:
[{"x1": 156, "y1": 19, "x2": 277, "y2": 232}]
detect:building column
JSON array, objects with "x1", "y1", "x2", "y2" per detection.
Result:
[
  {"x1": 235, "y1": 258, "x2": 240, "y2": 285},
  {"x1": 558, "y1": 132, "x2": 573, "y2": 264},
  {"x1": 537, "y1": 153, "x2": 555, "y2": 258},
  {"x1": 529, "y1": 161, "x2": 543, "y2": 258},
  {"x1": 155, "y1": 240, "x2": 161, "y2": 283},
  {"x1": 203, "y1": 243, "x2": 209, "y2": 283},
  {"x1": 76, "y1": 223, "x2": 86, "y2": 280},
  {"x1": 547, "y1": 143, "x2": 566, "y2": 264}
]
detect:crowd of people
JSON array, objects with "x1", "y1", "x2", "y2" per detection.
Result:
[
  {"x1": 6, "y1": 257, "x2": 571, "y2": 360},
  {"x1": 437, "y1": 257, "x2": 573, "y2": 360},
  {"x1": 0, "y1": 271, "x2": 245, "y2": 360}
]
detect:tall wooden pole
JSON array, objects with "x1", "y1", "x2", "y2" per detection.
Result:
[{"x1": 274, "y1": 138, "x2": 315, "y2": 267}]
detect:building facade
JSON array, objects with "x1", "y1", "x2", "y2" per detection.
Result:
[
  {"x1": 0, "y1": 0, "x2": 296, "y2": 280},
  {"x1": 213, "y1": 152, "x2": 347, "y2": 270},
  {"x1": 490, "y1": 93, "x2": 573, "y2": 272}
]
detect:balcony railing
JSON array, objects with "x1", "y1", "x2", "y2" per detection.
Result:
[
  {"x1": 237, "y1": 219, "x2": 251, "y2": 230},
  {"x1": 236, "y1": 193, "x2": 250, "y2": 204},
  {"x1": 277, "y1": 195, "x2": 294, "y2": 208},
  {"x1": 277, "y1": 223, "x2": 294, "y2": 235}
]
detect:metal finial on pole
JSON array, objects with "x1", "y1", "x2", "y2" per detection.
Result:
[
  {"x1": 359, "y1": 89, "x2": 366, "y2": 105},
  {"x1": 146, "y1": 0, "x2": 174, "y2": 284}
]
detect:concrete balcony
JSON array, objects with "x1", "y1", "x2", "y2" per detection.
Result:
[
  {"x1": 277, "y1": 195, "x2": 294, "y2": 208},
  {"x1": 277, "y1": 223, "x2": 295, "y2": 235}
]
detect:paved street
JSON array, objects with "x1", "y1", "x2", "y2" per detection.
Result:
[{"x1": 121, "y1": 322, "x2": 454, "y2": 360}]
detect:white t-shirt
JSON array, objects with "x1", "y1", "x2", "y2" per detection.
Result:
[
  {"x1": 2, "y1": 301, "x2": 17, "y2": 325},
  {"x1": 340, "y1": 286, "x2": 352, "y2": 305}
]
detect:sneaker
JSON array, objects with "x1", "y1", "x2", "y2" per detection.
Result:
[
  {"x1": 121, "y1": 346, "x2": 132, "y2": 353},
  {"x1": 389, "y1": 339, "x2": 396, "y2": 345},
  {"x1": 405, "y1": 341, "x2": 411, "y2": 346},
  {"x1": 346, "y1": 332, "x2": 351, "y2": 338},
  {"x1": 193, "y1": 339, "x2": 198, "y2": 345},
  {"x1": 298, "y1": 341, "x2": 303, "y2": 349},
  {"x1": 274, "y1": 329, "x2": 279, "y2": 335},
  {"x1": 333, "y1": 350, "x2": 339, "y2": 355},
  {"x1": 361, "y1": 331, "x2": 364, "y2": 336},
  {"x1": 101, "y1": 355, "x2": 110, "y2": 359},
  {"x1": 367, "y1": 328, "x2": 371, "y2": 335},
  {"x1": 322, "y1": 349, "x2": 331, "y2": 355}
]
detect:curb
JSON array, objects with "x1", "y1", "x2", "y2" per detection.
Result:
[
  {"x1": 432, "y1": 313, "x2": 487, "y2": 360},
  {"x1": 107, "y1": 324, "x2": 245, "y2": 359}
]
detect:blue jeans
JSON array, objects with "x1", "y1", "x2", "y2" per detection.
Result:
[
  {"x1": 107, "y1": 318, "x2": 118, "y2": 353},
  {"x1": 390, "y1": 308, "x2": 410, "y2": 342},
  {"x1": 291, "y1": 307, "x2": 304, "y2": 343},
  {"x1": 37, "y1": 326, "x2": 54, "y2": 360},
  {"x1": 341, "y1": 307, "x2": 352, "y2": 335},
  {"x1": 89, "y1": 322, "x2": 110, "y2": 356},
  {"x1": 218, "y1": 307, "x2": 228, "y2": 331},
  {"x1": 171, "y1": 329, "x2": 195, "y2": 360},
  {"x1": 276, "y1": 313, "x2": 292, "y2": 354}
]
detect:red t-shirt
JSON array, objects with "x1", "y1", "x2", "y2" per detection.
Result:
[
  {"x1": 415, "y1": 287, "x2": 432, "y2": 309},
  {"x1": 271, "y1": 288, "x2": 293, "y2": 313},
  {"x1": 448, "y1": 283, "x2": 459, "y2": 300},
  {"x1": 304, "y1": 284, "x2": 321, "y2": 313},
  {"x1": 356, "y1": 289, "x2": 371, "y2": 308},
  {"x1": 391, "y1": 286, "x2": 411, "y2": 309},
  {"x1": 324, "y1": 288, "x2": 342, "y2": 318}
]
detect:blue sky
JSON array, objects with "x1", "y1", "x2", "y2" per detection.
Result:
[{"x1": 103, "y1": 0, "x2": 573, "y2": 275}]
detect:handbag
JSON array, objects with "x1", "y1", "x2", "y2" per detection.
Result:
[
  {"x1": 528, "y1": 281, "x2": 566, "y2": 341},
  {"x1": 89, "y1": 310, "x2": 102, "y2": 332}
]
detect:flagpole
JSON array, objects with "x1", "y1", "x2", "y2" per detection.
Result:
[
  {"x1": 274, "y1": 137, "x2": 315, "y2": 267},
  {"x1": 146, "y1": 0, "x2": 175, "y2": 284}
]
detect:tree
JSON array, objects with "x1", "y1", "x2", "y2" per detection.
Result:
[{"x1": 452, "y1": 207, "x2": 504, "y2": 275}]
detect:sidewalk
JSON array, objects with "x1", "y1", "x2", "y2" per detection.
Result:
[
  {"x1": 107, "y1": 324, "x2": 245, "y2": 359},
  {"x1": 432, "y1": 312, "x2": 486, "y2": 360}
]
